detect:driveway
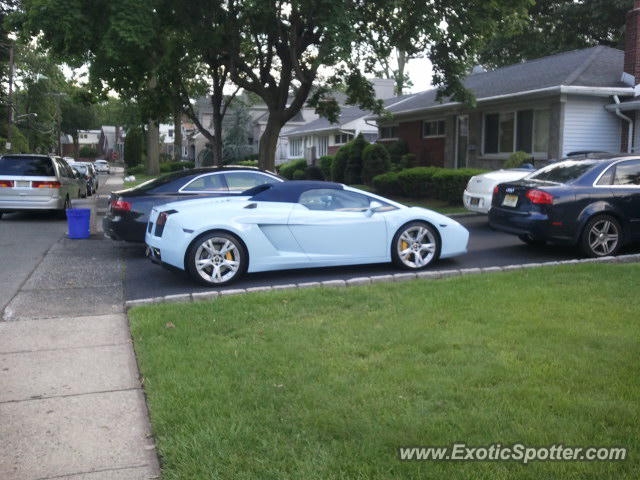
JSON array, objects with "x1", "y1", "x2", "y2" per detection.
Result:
[{"x1": 123, "y1": 215, "x2": 640, "y2": 300}]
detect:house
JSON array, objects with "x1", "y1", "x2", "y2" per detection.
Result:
[
  {"x1": 77, "y1": 130, "x2": 101, "y2": 150},
  {"x1": 188, "y1": 94, "x2": 319, "y2": 165},
  {"x1": 282, "y1": 79, "x2": 408, "y2": 162},
  {"x1": 372, "y1": 3, "x2": 640, "y2": 170},
  {"x1": 159, "y1": 123, "x2": 189, "y2": 160}
]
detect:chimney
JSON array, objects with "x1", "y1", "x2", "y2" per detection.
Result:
[
  {"x1": 370, "y1": 78, "x2": 395, "y2": 100},
  {"x1": 624, "y1": 0, "x2": 640, "y2": 85}
]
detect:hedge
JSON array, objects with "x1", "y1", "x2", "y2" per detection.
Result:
[
  {"x1": 331, "y1": 145, "x2": 350, "y2": 183},
  {"x1": 344, "y1": 134, "x2": 369, "y2": 184},
  {"x1": 362, "y1": 143, "x2": 391, "y2": 185},
  {"x1": 160, "y1": 161, "x2": 195, "y2": 173},
  {"x1": 278, "y1": 159, "x2": 307, "y2": 179},
  {"x1": 319, "y1": 155, "x2": 334, "y2": 180},
  {"x1": 373, "y1": 167, "x2": 487, "y2": 204},
  {"x1": 233, "y1": 160, "x2": 259, "y2": 167},
  {"x1": 304, "y1": 165, "x2": 324, "y2": 180}
]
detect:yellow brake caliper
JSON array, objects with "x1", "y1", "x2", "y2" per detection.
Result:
[
  {"x1": 225, "y1": 251, "x2": 233, "y2": 261},
  {"x1": 401, "y1": 241, "x2": 409, "y2": 251}
]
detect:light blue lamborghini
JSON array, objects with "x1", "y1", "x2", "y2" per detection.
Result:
[{"x1": 145, "y1": 181, "x2": 469, "y2": 286}]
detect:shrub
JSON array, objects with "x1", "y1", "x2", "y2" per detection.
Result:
[
  {"x1": 319, "y1": 155, "x2": 334, "y2": 180},
  {"x1": 331, "y1": 145, "x2": 350, "y2": 183},
  {"x1": 396, "y1": 167, "x2": 441, "y2": 197},
  {"x1": 278, "y1": 159, "x2": 307, "y2": 180},
  {"x1": 292, "y1": 169, "x2": 306, "y2": 180},
  {"x1": 304, "y1": 165, "x2": 324, "y2": 180},
  {"x1": 385, "y1": 139, "x2": 408, "y2": 168},
  {"x1": 79, "y1": 146, "x2": 97, "y2": 158},
  {"x1": 372, "y1": 172, "x2": 402, "y2": 196},
  {"x1": 234, "y1": 160, "x2": 259, "y2": 167},
  {"x1": 344, "y1": 134, "x2": 369, "y2": 184},
  {"x1": 126, "y1": 165, "x2": 145, "y2": 175},
  {"x1": 431, "y1": 168, "x2": 488, "y2": 204},
  {"x1": 362, "y1": 144, "x2": 392, "y2": 185},
  {"x1": 504, "y1": 151, "x2": 533, "y2": 169},
  {"x1": 124, "y1": 128, "x2": 143, "y2": 167},
  {"x1": 243, "y1": 153, "x2": 258, "y2": 161},
  {"x1": 400, "y1": 153, "x2": 417, "y2": 170},
  {"x1": 160, "y1": 161, "x2": 195, "y2": 173}
]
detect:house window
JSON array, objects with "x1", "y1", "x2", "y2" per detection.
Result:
[
  {"x1": 317, "y1": 136, "x2": 329, "y2": 157},
  {"x1": 168, "y1": 129, "x2": 174, "y2": 137},
  {"x1": 290, "y1": 138, "x2": 303, "y2": 157},
  {"x1": 334, "y1": 133, "x2": 354, "y2": 145},
  {"x1": 423, "y1": 120, "x2": 446, "y2": 138},
  {"x1": 379, "y1": 126, "x2": 397, "y2": 139},
  {"x1": 484, "y1": 109, "x2": 550, "y2": 155}
]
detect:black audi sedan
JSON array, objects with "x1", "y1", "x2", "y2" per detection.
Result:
[
  {"x1": 489, "y1": 155, "x2": 640, "y2": 257},
  {"x1": 103, "y1": 166, "x2": 283, "y2": 242}
]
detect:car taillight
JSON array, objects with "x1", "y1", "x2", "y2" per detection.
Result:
[
  {"x1": 493, "y1": 185, "x2": 499, "y2": 196},
  {"x1": 0, "y1": 180, "x2": 14, "y2": 187},
  {"x1": 32, "y1": 181, "x2": 61, "y2": 188},
  {"x1": 156, "y1": 209, "x2": 177, "y2": 226},
  {"x1": 112, "y1": 199, "x2": 132, "y2": 211},
  {"x1": 526, "y1": 189, "x2": 554, "y2": 205}
]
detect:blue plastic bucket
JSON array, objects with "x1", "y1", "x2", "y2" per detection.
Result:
[{"x1": 66, "y1": 208, "x2": 91, "y2": 239}]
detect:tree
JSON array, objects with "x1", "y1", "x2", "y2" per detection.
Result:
[
  {"x1": 60, "y1": 87, "x2": 97, "y2": 157},
  {"x1": 124, "y1": 127, "x2": 143, "y2": 167},
  {"x1": 344, "y1": 133, "x2": 369, "y2": 184},
  {"x1": 362, "y1": 143, "x2": 391, "y2": 185},
  {"x1": 222, "y1": 98, "x2": 253, "y2": 164},
  {"x1": 477, "y1": 0, "x2": 631, "y2": 68}
]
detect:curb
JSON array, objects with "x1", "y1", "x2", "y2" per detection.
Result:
[{"x1": 124, "y1": 253, "x2": 640, "y2": 309}]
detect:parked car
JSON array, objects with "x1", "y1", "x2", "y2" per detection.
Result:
[
  {"x1": 103, "y1": 167, "x2": 283, "y2": 243},
  {"x1": 145, "y1": 181, "x2": 470, "y2": 286},
  {"x1": 489, "y1": 155, "x2": 640, "y2": 257},
  {"x1": 69, "y1": 163, "x2": 94, "y2": 196},
  {"x1": 94, "y1": 159, "x2": 110, "y2": 174},
  {"x1": 69, "y1": 161, "x2": 99, "y2": 195},
  {"x1": 464, "y1": 166, "x2": 535, "y2": 214},
  {"x1": 0, "y1": 154, "x2": 82, "y2": 218}
]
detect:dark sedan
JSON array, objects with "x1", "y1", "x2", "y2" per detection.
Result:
[
  {"x1": 489, "y1": 155, "x2": 640, "y2": 257},
  {"x1": 103, "y1": 167, "x2": 283, "y2": 242}
]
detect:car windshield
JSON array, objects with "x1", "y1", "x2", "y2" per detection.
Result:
[
  {"x1": 526, "y1": 160, "x2": 599, "y2": 184},
  {"x1": 72, "y1": 165, "x2": 87, "y2": 174},
  {"x1": 0, "y1": 156, "x2": 55, "y2": 176},
  {"x1": 128, "y1": 171, "x2": 191, "y2": 192}
]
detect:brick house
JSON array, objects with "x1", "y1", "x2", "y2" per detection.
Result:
[{"x1": 373, "y1": 2, "x2": 640, "y2": 170}]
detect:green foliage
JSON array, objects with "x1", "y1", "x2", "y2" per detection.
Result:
[
  {"x1": 384, "y1": 139, "x2": 409, "y2": 169},
  {"x1": 431, "y1": 168, "x2": 488, "y2": 204},
  {"x1": 124, "y1": 127, "x2": 143, "y2": 167},
  {"x1": 222, "y1": 99, "x2": 253, "y2": 164},
  {"x1": 319, "y1": 155, "x2": 334, "y2": 181},
  {"x1": 234, "y1": 160, "x2": 259, "y2": 167},
  {"x1": 331, "y1": 144, "x2": 350, "y2": 183},
  {"x1": 372, "y1": 172, "x2": 402, "y2": 196},
  {"x1": 278, "y1": 159, "x2": 308, "y2": 180},
  {"x1": 160, "y1": 161, "x2": 195, "y2": 173},
  {"x1": 344, "y1": 134, "x2": 369, "y2": 184},
  {"x1": 126, "y1": 165, "x2": 145, "y2": 175},
  {"x1": 304, "y1": 165, "x2": 324, "y2": 180},
  {"x1": 400, "y1": 153, "x2": 417, "y2": 169},
  {"x1": 504, "y1": 151, "x2": 533, "y2": 169},
  {"x1": 396, "y1": 167, "x2": 442, "y2": 197},
  {"x1": 292, "y1": 169, "x2": 306, "y2": 181},
  {"x1": 361, "y1": 144, "x2": 391, "y2": 185},
  {"x1": 79, "y1": 146, "x2": 97, "y2": 158}
]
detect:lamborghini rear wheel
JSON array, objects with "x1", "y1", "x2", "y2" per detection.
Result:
[
  {"x1": 391, "y1": 221, "x2": 440, "y2": 270},
  {"x1": 186, "y1": 231, "x2": 247, "y2": 286}
]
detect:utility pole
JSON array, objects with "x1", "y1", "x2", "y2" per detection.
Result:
[{"x1": 6, "y1": 41, "x2": 14, "y2": 152}]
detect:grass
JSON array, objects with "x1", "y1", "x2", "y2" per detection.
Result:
[
  {"x1": 350, "y1": 185, "x2": 468, "y2": 215},
  {"x1": 123, "y1": 174, "x2": 155, "y2": 188},
  {"x1": 129, "y1": 264, "x2": 640, "y2": 479}
]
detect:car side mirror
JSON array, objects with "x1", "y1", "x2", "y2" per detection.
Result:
[{"x1": 365, "y1": 201, "x2": 384, "y2": 217}]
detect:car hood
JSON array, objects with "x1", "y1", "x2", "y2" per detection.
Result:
[{"x1": 153, "y1": 195, "x2": 252, "y2": 213}]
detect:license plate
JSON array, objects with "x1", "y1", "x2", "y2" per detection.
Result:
[
  {"x1": 470, "y1": 197, "x2": 480, "y2": 206},
  {"x1": 15, "y1": 181, "x2": 30, "y2": 188},
  {"x1": 502, "y1": 194, "x2": 518, "y2": 208}
]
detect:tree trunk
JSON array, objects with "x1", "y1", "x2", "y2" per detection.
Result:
[
  {"x1": 147, "y1": 120, "x2": 160, "y2": 175},
  {"x1": 211, "y1": 110, "x2": 223, "y2": 167},
  {"x1": 173, "y1": 104, "x2": 182, "y2": 162},
  {"x1": 396, "y1": 49, "x2": 407, "y2": 96},
  {"x1": 72, "y1": 133, "x2": 79, "y2": 159},
  {"x1": 258, "y1": 113, "x2": 284, "y2": 171}
]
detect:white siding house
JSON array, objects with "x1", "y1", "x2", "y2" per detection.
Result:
[{"x1": 562, "y1": 96, "x2": 622, "y2": 156}]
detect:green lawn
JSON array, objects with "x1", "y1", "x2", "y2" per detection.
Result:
[
  {"x1": 123, "y1": 174, "x2": 155, "y2": 188},
  {"x1": 129, "y1": 264, "x2": 639, "y2": 479},
  {"x1": 350, "y1": 185, "x2": 468, "y2": 215}
]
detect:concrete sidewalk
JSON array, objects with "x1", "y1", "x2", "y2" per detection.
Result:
[{"x1": 0, "y1": 170, "x2": 160, "y2": 480}]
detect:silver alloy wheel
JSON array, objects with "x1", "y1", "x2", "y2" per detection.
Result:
[
  {"x1": 588, "y1": 219, "x2": 619, "y2": 256},
  {"x1": 397, "y1": 225, "x2": 437, "y2": 269},
  {"x1": 194, "y1": 237, "x2": 241, "y2": 283}
]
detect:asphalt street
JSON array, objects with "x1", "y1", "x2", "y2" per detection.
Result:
[{"x1": 122, "y1": 214, "x2": 640, "y2": 300}]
